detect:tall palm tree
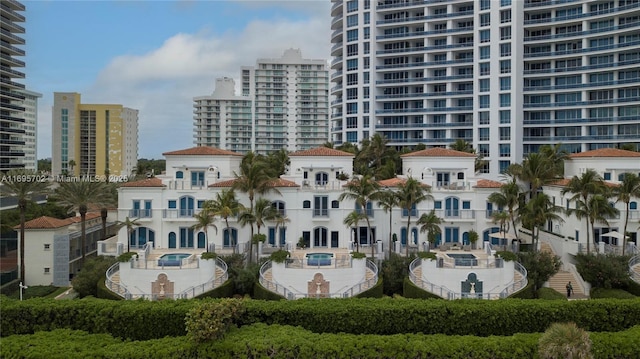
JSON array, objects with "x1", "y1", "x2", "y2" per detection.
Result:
[
  {"x1": 614, "y1": 173, "x2": 640, "y2": 254},
  {"x1": 232, "y1": 152, "x2": 280, "y2": 259},
  {"x1": 396, "y1": 177, "x2": 433, "y2": 256},
  {"x1": 568, "y1": 193, "x2": 618, "y2": 253},
  {"x1": 238, "y1": 208, "x2": 257, "y2": 263},
  {"x1": 205, "y1": 189, "x2": 244, "y2": 253},
  {"x1": 53, "y1": 181, "x2": 113, "y2": 264},
  {"x1": 416, "y1": 210, "x2": 443, "y2": 251},
  {"x1": 539, "y1": 143, "x2": 569, "y2": 179},
  {"x1": 339, "y1": 174, "x2": 382, "y2": 258},
  {"x1": 519, "y1": 193, "x2": 564, "y2": 251},
  {"x1": 0, "y1": 170, "x2": 50, "y2": 283},
  {"x1": 488, "y1": 180, "x2": 523, "y2": 240},
  {"x1": 343, "y1": 210, "x2": 367, "y2": 253},
  {"x1": 377, "y1": 189, "x2": 399, "y2": 256},
  {"x1": 510, "y1": 152, "x2": 556, "y2": 198},
  {"x1": 191, "y1": 209, "x2": 217, "y2": 252},
  {"x1": 449, "y1": 139, "x2": 474, "y2": 153},
  {"x1": 561, "y1": 169, "x2": 607, "y2": 253},
  {"x1": 115, "y1": 216, "x2": 140, "y2": 253}
]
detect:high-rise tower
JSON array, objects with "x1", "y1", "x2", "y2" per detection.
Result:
[
  {"x1": 0, "y1": 0, "x2": 27, "y2": 171},
  {"x1": 330, "y1": 0, "x2": 640, "y2": 178}
]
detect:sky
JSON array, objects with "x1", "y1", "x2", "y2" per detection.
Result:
[{"x1": 23, "y1": 0, "x2": 332, "y2": 159}]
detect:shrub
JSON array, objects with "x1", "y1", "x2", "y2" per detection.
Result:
[
  {"x1": 200, "y1": 252, "x2": 217, "y2": 260},
  {"x1": 538, "y1": 322, "x2": 593, "y2": 359},
  {"x1": 496, "y1": 251, "x2": 517, "y2": 262},
  {"x1": 351, "y1": 252, "x2": 366, "y2": 259},
  {"x1": 269, "y1": 250, "x2": 290, "y2": 263},
  {"x1": 575, "y1": 253, "x2": 632, "y2": 289},
  {"x1": 253, "y1": 282, "x2": 286, "y2": 300},
  {"x1": 5, "y1": 285, "x2": 58, "y2": 300},
  {"x1": 116, "y1": 252, "x2": 136, "y2": 262},
  {"x1": 518, "y1": 251, "x2": 562, "y2": 298},
  {"x1": 417, "y1": 251, "x2": 436, "y2": 260},
  {"x1": 381, "y1": 253, "x2": 415, "y2": 296},
  {"x1": 185, "y1": 299, "x2": 245, "y2": 343},
  {"x1": 403, "y1": 277, "x2": 443, "y2": 299},
  {"x1": 355, "y1": 278, "x2": 383, "y2": 298},
  {"x1": 590, "y1": 288, "x2": 636, "y2": 299},
  {"x1": 195, "y1": 279, "x2": 235, "y2": 299},
  {"x1": 71, "y1": 256, "x2": 118, "y2": 298}
]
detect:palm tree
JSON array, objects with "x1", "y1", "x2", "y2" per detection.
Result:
[
  {"x1": 191, "y1": 209, "x2": 217, "y2": 253},
  {"x1": 519, "y1": 193, "x2": 564, "y2": 251},
  {"x1": 115, "y1": 216, "x2": 140, "y2": 253},
  {"x1": 0, "y1": 170, "x2": 50, "y2": 283},
  {"x1": 510, "y1": 152, "x2": 556, "y2": 198},
  {"x1": 614, "y1": 173, "x2": 640, "y2": 255},
  {"x1": 100, "y1": 183, "x2": 118, "y2": 240},
  {"x1": 539, "y1": 143, "x2": 569, "y2": 179},
  {"x1": 53, "y1": 181, "x2": 113, "y2": 264},
  {"x1": 238, "y1": 208, "x2": 257, "y2": 262},
  {"x1": 416, "y1": 210, "x2": 443, "y2": 251},
  {"x1": 343, "y1": 210, "x2": 367, "y2": 253},
  {"x1": 449, "y1": 139, "x2": 474, "y2": 153},
  {"x1": 205, "y1": 189, "x2": 244, "y2": 253},
  {"x1": 488, "y1": 180, "x2": 523, "y2": 241},
  {"x1": 561, "y1": 169, "x2": 607, "y2": 253},
  {"x1": 491, "y1": 210, "x2": 510, "y2": 247},
  {"x1": 272, "y1": 213, "x2": 290, "y2": 248},
  {"x1": 396, "y1": 177, "x2": 433, "y2": 256},
  {"x1": 569, "y1": 193, "x2": 619, "y2": 253},
  {"x1": 339, "y1": 174, "x2": 382, "y2": 258},
  {"x1": 377, "y1": 189, "x2": 399, "y2": 256},
  {"x1": 232, "y1": 152, "x2": 280, "y2": 259}
]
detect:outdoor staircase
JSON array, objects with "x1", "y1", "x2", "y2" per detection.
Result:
[
  {"x1": 541, "y1": 241, "x2": 589, "y2": 300},
  {"x1": 630, "y1": 263, "x2": 640, "y2": 283},
  {"x1": 107, "y1": 271, "x2": 127, "y2": 297}
]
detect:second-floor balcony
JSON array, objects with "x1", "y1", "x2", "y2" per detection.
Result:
[{"x1": 128, "y1": 209, "x2": 153, "y2": 219}]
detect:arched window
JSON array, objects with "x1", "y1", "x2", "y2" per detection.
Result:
[
  {"x1": 197, "y1": 232, "x2": 206, "y2": 249},
  {"x1": 176, "y1": 171, "x2": 183, "y2": 179},
  {"x1": 630, "y1": 201, "x2": 637, "y2": 210},
  {"x1": 223, "y1": 228, "x2": 238, "y2": 247},
  {"x1": 168, "y1": 232, "x2": 176, "y2": 248},
  {"x1": 272, "y1": 200, "x2": 286, "y2": 216},
  {"x1": 179, "y1": 196, "x2": 195, "y2": 217},
  {"x1": 314, "y1": 227, "x2": 328, "y2": 247},
  {"x1": 445, "y1": 197, "x2": 460, "y2": 218},
  {"x1": 315, "y1": 172, "x2": 329, "y2": 185},
  {"x1": 130, "y1": 227, "x2": 155, "y2": 249}
]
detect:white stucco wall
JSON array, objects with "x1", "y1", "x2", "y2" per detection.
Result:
[
  {"x1": 421, "y1": 258, "x2": 515, "y2": 294},
  {"x1": 271, "y1": 259, "x2": 366, "y2": 295},
  {"x1": 118, "y1": 257, "x2": 216, "y2": 295}
]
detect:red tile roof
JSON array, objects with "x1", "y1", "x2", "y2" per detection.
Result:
[
  {"x1": 120, "y1": 177, "x2": 165, "y2": 188},
  {"x1": 474, "y1": 179, "x2": 504, "y2": 189},
  {"x1": 162, "y1": 146, "x2": 242, "y2": 156},
  {"x1": 401, "y1": 147, "x2": 477, "y2": 158},
  {"x1": 16, "y1": 212, "x2": 102, "y2": 229},
  {"x1": 569, "y1": 148, "x2": 640, "y2": 158},
  {"x1": 289, "y1": 147, "x2": 354, "y2": 157},
  {"x1": 374, "y1": 177, "x2": 431, "y2": 188},
  {"x1": 548, "y1": 178, "x2": 618, "y2": 188}
]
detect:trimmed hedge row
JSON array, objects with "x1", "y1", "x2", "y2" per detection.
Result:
[
  {"x1": 252, "y1": 282, "x2": 286, "y2": 301},
  {"x1": 195, "y1": 279, "x2": 235, "y2": 299},
  {"x1": 354, "y1": 278, "x2": 383, "y2": 298},
  {"x1": 3, "y1": 297, "x2": 640, "y2": 339},
  {"x1": 3, "y1": 325, "x2": 640, "y2": 359}
]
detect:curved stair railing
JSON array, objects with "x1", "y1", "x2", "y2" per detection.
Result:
[{"x1": 629, "y1": 255, "x2": 640, "y2": 283}]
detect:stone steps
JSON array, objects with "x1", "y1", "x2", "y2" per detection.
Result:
[{"x1": 541, "y1": 241, "x2": 589, "y2": 299}]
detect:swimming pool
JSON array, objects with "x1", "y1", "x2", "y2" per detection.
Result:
[
  {"x1": 158, "y1": 253, "x2": 191, "y2": 266},
  {"x1": 447, "y1": 253, "x2": 478, "y2": 266},
  {"x1": 306, "y1": 253, "x2": 333, "y2": 266}
]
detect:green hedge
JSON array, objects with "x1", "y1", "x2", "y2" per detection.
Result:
[
  {"x1": 4, "y1": 297, "x2": 640, "y2": 339},
  {"x1": 252, "y1": 282, "x2": 286, "y2": 301},
  {"x1": 3, "y1": 325, "x2": 640, "y2": 359},
  {"x1": 96, "y1": 277, "x2": 124, "y2": 301},
  {"x1": 354, "y1": 278, "x2": 383, "y2": 298},
  {"x1": 195, "y1": 279, "x2": 235, "y2": 299},
  {"x1": 402, "y1": 277, "x2": 444, "y2": 299},
  {"x1": 591, "y1": 288, "x2": 636, "y2": 299}
]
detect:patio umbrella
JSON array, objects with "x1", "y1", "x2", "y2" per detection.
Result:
[
  {"x1": 600, "y1": 231, "x2": 628, "y2": 240},
  {"x1": 488, "y1": 231, "x2": 517, "y2": 246}
]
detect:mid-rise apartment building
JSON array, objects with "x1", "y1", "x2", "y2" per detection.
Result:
[
  {"x1": 52, "y1": 92, "x2": 139, "y2": 177},
  {"x1": 0, "y1": 0, "x2": 27, "y2": 171},
  {"x1": 330, "y1": 0, "x2": 640, "y2": 178},
  {"x1": 194, "y1": 49, "x2": 330, "y2": 154}
]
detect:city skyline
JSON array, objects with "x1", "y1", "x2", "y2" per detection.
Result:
[{"x1": 23, "y1": 0, "x2": 331, "y2": 159}]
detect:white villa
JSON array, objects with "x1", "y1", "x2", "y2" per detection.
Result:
[{"x1": 16, "y1": 146, "x2": 640, "y2": 299}]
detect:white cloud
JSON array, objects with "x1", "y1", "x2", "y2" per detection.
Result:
[{"x1": 38, "y1": 10, "x2": 331, "y2": 159}]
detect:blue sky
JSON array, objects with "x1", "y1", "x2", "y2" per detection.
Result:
[{"x1": 24, "y1": 0, "x2": 331, "y2": 159}]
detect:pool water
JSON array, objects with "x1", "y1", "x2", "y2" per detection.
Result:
[
  {"x1": 158, "y1": 253, "x2": 191, "y2": 266},
  {"x1": 306, "y1": 253, "x2": 333, "y2": 266},
  {"x1": 447, "y1": 253, "x2": 478, "y2": 266}
]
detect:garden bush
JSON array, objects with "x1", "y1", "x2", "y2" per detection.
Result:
[
  {"x1": 575, "y1": 253, "x2": 632, "y2": 289},
  {"x1": 538, "y1": 322, "x2": 593, "y2": 359},
  {"x1": 590, "y1": 288, "x2": 636, "y2": 299},
  {"x1": 252, "y1": 282, "x2": 286, "y2": 301},
  {"x1": 185, "y1": 299, "x2": 245, "y2": 343},
  {"x1": 354, "y1": 277, "x2": 383, "y2": 298},
  {"x1": 195, "y1": 279, "x2": 235, "y2": 299},
  {"x1": 381, "y1": 253, "x2": 414, "y2": 296},
  {"x1": 402, "y1": 277, "x2": 444, "y2": 299},
  {"x1": 71, "y1": 256, "x2": 117, "y2": 298}
]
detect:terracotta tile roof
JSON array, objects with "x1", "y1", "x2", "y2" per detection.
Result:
[
  {"x1": 474, "y1": 179, "x2": 504, "y2": 189},
  {"x1": 15, "y1": 212, "x2": 102, "y2": 229},
  {"x1": 373, "y1": 177, "x2": 431, "y2": 188},
  {"x1": 289, "y1": 147, "x2": 354, "y2": 157},
  {"x1": 548, "y1": 178, "x2": 618, "y2": 188},
  {"x1": 569, "y1": 148, "x2": 640, "y2": 158},
  {"x1": 377, "y1": 177, "x2": 407, "y2": 187},
  {"x1": 401, "y1": 147, "x2": 477, "y2": 158},
  {"x1": 162, "y1": 146, "x2": 242, "y2": 156},
  {"x1": 120, "y1": 178, "x2": 165, "y2": 188},
  {"x1": 17, "y1": 216, "x2": 71, "y2": 229},
  {"x1": 209, "y1": 178, "x2": 299, "y2": 188}
]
